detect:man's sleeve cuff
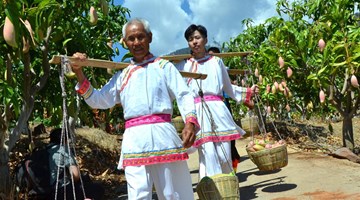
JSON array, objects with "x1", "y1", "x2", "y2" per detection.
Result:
[
  {"x1": 76, "y1": 79, "x2": 93, "y2": 99},
  {"x1": 185, "y1": 112, "x2": 200, "y2": 131},
  {"x1": 244, "y1": 87, "x2": 252, "y2": 104}
]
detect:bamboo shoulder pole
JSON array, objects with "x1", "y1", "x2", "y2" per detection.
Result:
[{"x1": 49, "y1": 55, "x2": 208, "y2": 80}]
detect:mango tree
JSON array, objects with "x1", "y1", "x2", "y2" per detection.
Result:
[
  {"x1": 0, "y1": 0, "x2": 129, "y2": 197},
  {"x1": 225, "y1": 0, "x2": 359, "y2": 149}
]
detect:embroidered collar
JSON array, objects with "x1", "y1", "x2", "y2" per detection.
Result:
[
  {"x1": 130, "y1": 53, "x2": 156, "y2": 67},
  {"x1": 189, "y1": 54, "x2": 213, "y2": 64}
]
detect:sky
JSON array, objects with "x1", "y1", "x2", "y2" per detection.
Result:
[{"x1": 113, "y1": 0, "x2": 280, "y2": 61}]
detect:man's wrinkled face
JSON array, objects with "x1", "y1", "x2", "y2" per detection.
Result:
[{"x1": 123, "y1": 22, "x2": 152, "y2": 62}]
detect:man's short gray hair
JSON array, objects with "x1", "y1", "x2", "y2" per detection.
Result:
[{"x1": 122, "y1": 18, "x2": 151, "y2": 38}]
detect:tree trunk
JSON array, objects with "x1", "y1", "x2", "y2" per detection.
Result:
[
  {"x1": 342, "y1": 114, "x2": 354, "y2": 150},
  {"x1": 0, "y1": 146, "x2": 10, "y2": 199}
]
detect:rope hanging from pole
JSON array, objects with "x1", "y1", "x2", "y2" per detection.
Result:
[
  {"x1": 55, "y1": 56, "x2": 88, "y2": 200},
  {"x1": 194, "y1": 78, "x2": 234, "y2": 176}
]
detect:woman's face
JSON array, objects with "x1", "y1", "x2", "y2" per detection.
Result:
[{"x1": 187, "y1": 30, "x2": 207, "y2": 55}]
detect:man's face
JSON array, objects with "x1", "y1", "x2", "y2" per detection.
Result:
[
  {"x1": 187, "y1": 30, "x2": 207, "y2": 55},
  {"x1": 123, "y1": 22, "x2": 152, "y2": 62}
]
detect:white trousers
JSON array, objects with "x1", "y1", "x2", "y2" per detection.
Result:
[
  {"x1": 198, "y1": 141, "x2": 232, "y2": 179},
  {"x1": 125, "y1": 161, "x2": 195, "y2": 200}
]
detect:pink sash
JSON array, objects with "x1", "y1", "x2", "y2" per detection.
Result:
[
  {"x1": 194, "y1": 95, "x2": 223, "y2": 104},
  {"x1": 125, "y1": 114, "x2": 171, "y2": 128}
]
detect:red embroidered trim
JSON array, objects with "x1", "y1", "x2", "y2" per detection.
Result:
[
  {"x1": 193, "y1": 134, "x2": 241, "y2": 148},
  {"x1": 123, "y1": 153, "x2": 189, "y2": 167},
  {"x1": 125, "y1": 114, "x2": 171, "y2": 128},
  {"x1": 120, "y1": 65, "x2": 143, "y2": 92},
  {"x1": 185, "y1": 116, "x2": 200, "y2": 130},
  {"x1": 120, "y1": 56, "x2": 161, "y2": 92},
  {"x1": 77, "y1": 79, "x2": 90, "y2": 95},
  {"x1": 194, "y1": 95, "x2": 223, "y2": 104},
  {"x1": 245, "y1": 87, "x2": 252, "y2": 104}
]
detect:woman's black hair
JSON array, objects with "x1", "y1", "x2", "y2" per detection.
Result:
[
  {"x1": 184, "y1": 24, "x2": 207, "y2": 41},
  {"x1": 50, "y1": 128, "x2": 63, "y2": 144},
  {"x1": 208, "y1": 47, "x2": 221, "y2": 53}
]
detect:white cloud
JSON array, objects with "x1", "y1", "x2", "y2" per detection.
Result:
[{"x1": 121, "y1": 0, "x2": 278, "y2": 56}]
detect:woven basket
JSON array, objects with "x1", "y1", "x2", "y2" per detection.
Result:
[
  {"x1": 241, "y1": 116, "x2": 259, "y2": 135},
  {"x1": 246, "y1": 144, "x2": 288, "y2": 171},
  {"x1": 171, "y1": 116, "x2": 184, "y2": 133},
  {"x1": 196, "y1": 173, "x2": 239, "y2": 200}
]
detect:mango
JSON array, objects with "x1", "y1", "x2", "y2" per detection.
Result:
[
  {"x1": 247, "y1": 147, "x2": 256, "y2": 152},
  {"x1": 258, "y1": 75, "x2": 263, "y2": 84},
  {"x1": 266, "y1": 84, "x2": 270, "y2": 94},
  {"x1": 100, "y1": 0, "x2": 109, "y2": 15},
  {"x1": 253, "y1": 144, "x2": 265, "y2": 151},
  {"x1": 287, "y1": 67, "x2": 293, "y2": 78},
  {"x1": 278, "y1": 83, "x2": 284, "y2": 92},
  {"x1": 319, "y1": 90, "x2": 325, "y2": 103},
  {"x1": 89, "y1": 6, "x2": 98, "y2": 25},
  {"x1": 274, "y1": 81, "x2": 279, "y2": 90},
  {"x1": 254, "y1": 68, "x2": 259, "y2": 77},
  {"x1": 3, "y1": 17, "x2": 17, "y2": 48},
  {"x1": 285, "y1": 104, "x2": 290, "y2": 112},
  {"x1": 271, "y1": 85, "x2": 276, "y2": 94},
  {"x1": 351, "y1": 75, "x2": 359, "y2": 88},
  {"x1": 278, "y1": 56, "x2": 284, "y2": 68},
  {"x1": 318, "y1": 39, "x2": 326, "y2": 52},
  {"x1": 267, "y1": 106, "x2": 271, "y2": 114},
  {"x1": 65, "y1": 72, "x2": 76, "y2": 79}
]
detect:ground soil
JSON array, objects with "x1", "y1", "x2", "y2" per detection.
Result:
[{"x1": 9, "y1": 117, "x2": 360, "y2": 200}]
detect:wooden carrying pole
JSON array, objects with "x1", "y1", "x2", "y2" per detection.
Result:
[
  {"x1": 49, "y1": 51, "x2": 253, "y2": 79},
  {"x1": 161, "y1": 51, "x2": 253, "y2": 61},
  {"x1": 49, "y1": 55, "x2": 208, "y2": 80}
]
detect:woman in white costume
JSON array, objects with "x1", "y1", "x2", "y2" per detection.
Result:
[
  {"x1": 71, "y1": 18, "x2": 199, "y2": 200},
  {"x1": 176, "y1": 24, "x2": 258, "y2": 179}
]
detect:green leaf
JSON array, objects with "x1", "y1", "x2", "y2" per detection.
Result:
[
  {"x1": 307, "y1": 73, "x2": 318, "y2": 80},
  {"x1": 332, "y1": 61, "x2": 347, "y2": 67},
  {"x1": 317, "y1": 66, "x2": 327, "y2": 75},
  {"x1": 62, "y1": 38, "x2": 73, "y2": 47}
]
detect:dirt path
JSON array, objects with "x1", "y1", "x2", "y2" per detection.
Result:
[{"x1": 187, "y1": 138, "x2": 360, "y2": 200}]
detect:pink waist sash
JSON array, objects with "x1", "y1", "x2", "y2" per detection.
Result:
[
  {"x1": 125, "y1": 114, "x2": 171, "y2": 128},
  {"x1": 194, "y1": 95, "x2": 223, "y2": 104}
]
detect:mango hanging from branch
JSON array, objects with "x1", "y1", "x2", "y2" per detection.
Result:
[
  {"x1": 254, "y1": 68, "x2": 259, "y2": 77},
  {"x1": 89, "y1": 6, "x2": 98, "y2": 25},
  {"x1": 319, "y1": 90, "x2": 325, "y2": 103},
  {"x1": 266, "y1": 84, "x2": 270, "y2": 94},
  {"x1": 350, "y1": 75, "x2": 359, "y2": 88},
  {"x1": 278, "y1": 56, "x2": 284, "y2": 68},
  {"x1": 3, "y1": 17, "x2": 18, "y2": 48},
  {"x1": 100, "y1": 0, "x2": 109, "y2": 15},
  {"x1": 285, "y1": 104, "x2": 291, "y2": 112},
  {"x1": 318, "y1": 39, "x2": 326, "y2": 52},
  {"x1": 258, "y1": 75, "x2": 263, "y2": 84},
  {"x1": 287, "y1": 67, "x2": 293, "y2": 78}
]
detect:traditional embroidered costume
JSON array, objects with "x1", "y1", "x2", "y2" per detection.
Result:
[
  {"x1": 76, "y1": 54, "x2": 199, "y2": 199},
  {"x1": 176, "y1": 54, "x2": 252, "y2": 178}
]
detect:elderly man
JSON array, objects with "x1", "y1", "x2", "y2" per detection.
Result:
[{"x1": 71, "y1": 18, "x2": 199, "y2": 200}]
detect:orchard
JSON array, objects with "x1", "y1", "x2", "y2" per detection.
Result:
[
  {"x1": 0, "y1": 0, "x2": 129, "y2": 197},
  {"x1": 0, "y1": 0, "x2": 359, "y2": 198},
  {"x1": 224, "y1": 0, "x2": 359, "y2": 151}
]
